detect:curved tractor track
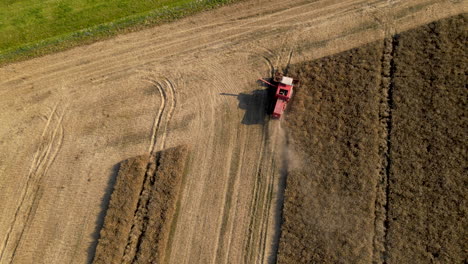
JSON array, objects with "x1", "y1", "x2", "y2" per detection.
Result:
[
  {"x1": 145, "y1": 77, "x2": 177, "y2": 154},
  {"x1": 0, "y1": 0, "x2": 465, "y2": 263}
]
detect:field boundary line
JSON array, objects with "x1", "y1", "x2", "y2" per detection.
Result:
[
  {"x1": 382, "y1": 33, "x2": 398, "y2": 264},
  {"x1": 372, "y1": 33, "x2": 398, "y2": 264}
]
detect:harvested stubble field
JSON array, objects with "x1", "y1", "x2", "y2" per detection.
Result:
[
  {"x1": 94, "y1": 146, "x2": 188, "y2": 264},
  {"x1": 278, "y1": 14, "x2": 467, "y2": 264},
  {"x1": 0, "y1": 0, "x2": 465, "y2": 263}
]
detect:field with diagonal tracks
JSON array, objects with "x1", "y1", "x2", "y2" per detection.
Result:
[{"x1": 0, "y1": 0, "x2": 465, "y2": 263}]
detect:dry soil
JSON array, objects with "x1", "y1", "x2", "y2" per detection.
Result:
[{"x1": 0, "y1": 0, "x2": 465, "y2": 263}]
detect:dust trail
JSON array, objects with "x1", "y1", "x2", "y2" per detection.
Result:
[{"x1": 266, "y1": 120, "x2": 301, "y2": 264}]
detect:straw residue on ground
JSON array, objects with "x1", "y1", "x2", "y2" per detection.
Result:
[
  {"x1": 93, "y1": 155, "x2": 149, "y2": 264},
  {"x1": 127, "y1": 145, "x2": 189, "y2": 264},
  {"x1": 93, "y1": 146, "x2": 188, "y2": 264}
]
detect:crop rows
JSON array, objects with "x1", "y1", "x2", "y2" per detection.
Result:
[
  {"x1": 277, "y1": 14, "x2": 466, "y2": 263},
  {"x1": 93, "y1": 146, "x2": 189, "y2": 264}
]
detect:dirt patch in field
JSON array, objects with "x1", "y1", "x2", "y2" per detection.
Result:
[
  {"x1": 277, "y1": 14, "x2": 467, "y2": 264},
  {"x1": 93, "y1": 146, "x2": 189, "y2": 264},
  {"x1": 387, "y1": 14, "x2": 467, "y2": 263}
]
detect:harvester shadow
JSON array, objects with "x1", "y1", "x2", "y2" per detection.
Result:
[
  {"x1": 219, "y1": 90, "x2": 267, "y2": 125},
  {"x1": 220, "y1": 79, "x2": 275, "y2": 125},
  {"x1": 86, "y1": 162, "x2": 121, "y2": 263}
]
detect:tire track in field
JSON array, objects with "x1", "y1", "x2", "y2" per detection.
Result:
[
  {"x1": 242, "y1": 63, "x2": 272, "y2": 262},
  {"x1": 260, "y1": 55, "x2": 275, "y2": 77},
  {"x1": 145, "y1": 74, "x2": 204, "y2": 264},
  {"x1": 144, "y1": 77, "x2": 177, "y2": 155},
  {"x1": 1, "y1": 1, "x2": 465, "y2": 263},
  {"x1": 167, "y1": 60, "x2": 255, "y2": 264},
  {"x1": 242, "y1": 47, "x2": 294, "y2": 263},
  {"x1": 155, "y1": 64, "x2": 240, "y2": 264},
  {"x1": 212, "y1": 121, "x2": 244, "y2": 264},
  {"x1": 0, "y1": 0, "x2": 394, "y2": 93},
  {"x1": 218, "y1": 130, "x2": 247, "y2": 264},
  {"x1": 0, "y1": 104, "x2": 66, "y2": 264},
  {"x1": 1, "y1": 0, "x2": 376, "y2": 90},
  {"x1": 196, "y1": 52, "x2": 279, "y2": 264},
  {"x1": 208, "y1": 62, "x2": 251, "y2": 264},
  {"x1": 146, "y1": 80, "x2": 166, "y2": 154},
  {"x1": 257, "y1": 122, "x2": 281, "y2": 264},
  {"x1": 260, "y1": 122, "x2": 285, "y2": 264},
  {"x1": 120, "y1": 76, "x2": 177, "y2": 263},
  {"x1": 261, "y1": 49, "x2": 295, "y2": 264},
  {"x1": 198, "y1": 63, "x2": 239, "y2": 264},
  {"x1": 166, "y1": 65, "x2": 219, "y2": 264},
  {"x1": 242, "y1": 53, "x2": 277, "y2": 263},
  {"x1": 244, "y1": 121, "x2": 269, "y2": 264},
  {"x1": 28, "y1": 0, "x2": 318, "y2": 78},
  {"x1": 160, "y1": 78, "x2": 177, "y2": 151},
  {"x1": 2, "y1": 0, "x2": 463, "y2": 91},
  {"x1": 188, "y1": 70, "x2": 224, "y2": 264}
]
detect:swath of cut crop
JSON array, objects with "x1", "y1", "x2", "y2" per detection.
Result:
[
  {"x1": 93, "y1": 155, "x2": 149, "y2": 264},
  {"x1": 131, "y1": 145, "x2": 189, "y2": 264},
  {"x1": 93, "y1": 146, "x2": 189, "y2": 264}
]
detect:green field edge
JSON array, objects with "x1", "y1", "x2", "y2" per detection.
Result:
[{"x1": 0, "y1": 0, "x2": 242, "y2": 66}]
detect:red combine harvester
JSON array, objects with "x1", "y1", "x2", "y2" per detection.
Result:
[{"x1": 259, "y1": 72, "x2": 299, "y2": 118}]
